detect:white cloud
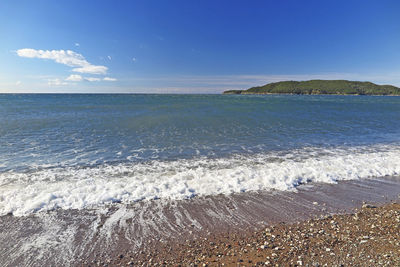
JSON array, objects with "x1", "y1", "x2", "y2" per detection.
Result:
[
  {"x1": 85, "y1": 77, "x2": 101, "y2": 82},
  {"x1": 66, "y1": 74, "x2": 114, "y2": 82},
  {"x1": 15, "y1": 81, "x2": 22, "y2": 85},
  {"x1": 47, "y1": 78, "x2": 67, "y2": 86},
  {"x1": 66, "y1": 74, "x2": 83, "y2": 82},
  {"x1": 75, "y1": 43, "x2": 80, "y2": 47},
  {"x1": 107, "y1": 55, "x2": 112, "y2": 60},
  {"x1": 72, "y1": 65, "x2": 108, "y2": 75},
  {"x1": 17, "y1": 48, "x2": 108, "y2": 75}
]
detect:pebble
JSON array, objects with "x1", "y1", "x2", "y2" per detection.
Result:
[{"x1": 362, "y1": 204, "x2": 377, "y2": 209}]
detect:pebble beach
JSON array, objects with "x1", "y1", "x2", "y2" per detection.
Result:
[{"x1": 104, "y1": 201, "x2": 400, "y2": 266}]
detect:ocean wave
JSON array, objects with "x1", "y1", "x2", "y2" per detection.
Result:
[{"x1": 1, "y1": 144, "x2": 400, "y2": 216}]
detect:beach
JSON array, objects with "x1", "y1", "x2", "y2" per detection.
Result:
[
  {"x1": 118, "y1": 201, "x2": 400, "y2": 266},
  {"x1": 1, "y1": 177, "x2": 399, "y2": 266},
  {"x1": 81, "y1": 178, "x2": 400, "y2": 267}
]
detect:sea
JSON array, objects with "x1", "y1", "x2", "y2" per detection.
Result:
[{"x1": 1, "y1": 93, "x2": 400, "y2": 216}]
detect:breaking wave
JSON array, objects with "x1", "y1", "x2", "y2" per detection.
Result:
[{"x1": 1, "y1": 144, "x2": 400, "y2": 216}]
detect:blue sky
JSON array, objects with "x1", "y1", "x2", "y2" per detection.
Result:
[{"x1": 1, "y1": 0, "x2": 400, "y2": 93}]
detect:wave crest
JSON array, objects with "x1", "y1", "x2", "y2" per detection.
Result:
[{"x1": 1, "y1": 145, "x2": 400, "y2": 216}]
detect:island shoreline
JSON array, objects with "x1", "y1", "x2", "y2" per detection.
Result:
[{"x1": 223, "y1": 79, "x2": 400, "y2": 95}]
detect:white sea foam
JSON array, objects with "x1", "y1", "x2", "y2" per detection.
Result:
[{"x1": 1, "y1": 145, "x2": 400, "y2": 216}]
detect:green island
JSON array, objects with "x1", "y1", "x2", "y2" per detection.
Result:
[{"x1": 223, "y1": 80, "x2": 400, "y2": 95}]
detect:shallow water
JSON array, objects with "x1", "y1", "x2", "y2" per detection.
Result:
[{"x1": 1, "y1": 94, "x2": 400, "y2": 215}]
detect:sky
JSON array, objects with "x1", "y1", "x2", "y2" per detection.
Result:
[{"x1": 1, "y1": 0, "x2": 400, "y2": 93}]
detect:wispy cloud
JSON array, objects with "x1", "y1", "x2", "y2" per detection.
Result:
[
  {"x1": 17, "y1": 48, "x2": 108, "y2": 75},
  {"x1": 121, "y1": 72, "x2": 400, "y2": 93},
  {"x1": 155, "y1": 73, "x2": 400, "y2": 87},
  {"x1": 15, "y1": 81, "x2": 22, "y2": 86},
  {"x1": 107, "y1": 55, "x2": 112, "y2": 60},
  {"x1": 7, "y1": 70, "x2": 400, "y2": 93},
  {"x1": 85, "y1": 77, "x2": 101, "y2": 82},
  {"x1": 103, "y1": 77, "x2": 117, "y2": 81},
  {"x1": 72, "y1": 65, "x2": 108, "y2": 75},
  {"x1": 47, "y1": 78, "x2": 67, "y2": 86},
  {"x1": 66, "y1": 74, "x2": 83, "y2": 82},
  {"x1": 65, "y1": 74, "x2": 116, "y2": 82},
  {"x1": 74, "y1": 43, "x2": 80, "y2": 47}
]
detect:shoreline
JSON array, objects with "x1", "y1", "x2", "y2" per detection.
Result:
[
  {"x1": 223, "y1": 92, "x2": 400, "y2": 96},
  {"x1": 1, "y1": 177, "x2": 400, "y2": 266},
  {"x1": 117, "y1": 202, "x2": 400, "y2": 266},
  {"x1": 222, "y1": 79, "x2": 400, "y2": 96}
]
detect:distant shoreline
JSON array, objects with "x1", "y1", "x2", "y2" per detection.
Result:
[
  {"x1": 224, "y1": 92, "x2": 400, "y2": 96},
  {"x1": 223, "y1": 79, "x2": 400, "y2": 96}
]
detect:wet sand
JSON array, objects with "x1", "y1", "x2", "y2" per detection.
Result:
[{"x1": 1, "y1": 176, "x2": 400, "y2": 266}]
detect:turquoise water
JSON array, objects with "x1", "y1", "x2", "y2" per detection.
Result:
[{"x1": 1, "y1": 94, "x2": 400, "y2": 215}]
